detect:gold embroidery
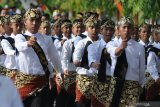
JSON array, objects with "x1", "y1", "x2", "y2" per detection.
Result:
[
  {"x1": 76, "y1": 74, "x2": 95, "y2": 99},
  {"x1": 119, "y1": 80, "x2": 140, "y2": 107},
  {"x1": 63, "y1": 72, "x2": 77, "y2": 91},
  {"x1": 14, "y1": 72, "x2": 46, "y2": 88},
  {"x1": 91, "y1": 76, "x2": 116, "y2": 106}
]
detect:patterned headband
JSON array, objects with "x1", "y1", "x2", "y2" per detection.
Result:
[
  {"x1": 3, "y1": 15, "x2": 10, "y2": 23},
  {"x1": 101, "y1": 19, "x2": 115, "y2": 29},
  {"x1": 24, "y1": 8, "x2": 41, "y2": 19},
  {"x1": 72, "y1": 21, "x2": 83, "y2": 27},
  {"x1": 40, "y1": 20, "x2": 50, "y2": 27},
  {"x1": 61, "y1": 22, "x2": 72, "y2": 28},
  {"x1": 118, "y1": 17, "x2": 134, "y2": 27},
  {"x1": 10, "y1": 14, "x2": 22, "y2": 23},
  {"x1": 51, "y1": 19, "x2": 61, "y2": 27}
]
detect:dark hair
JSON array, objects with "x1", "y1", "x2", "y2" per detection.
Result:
[
  {"x1": 42, "y1": 13, "x2": 50, "y2": 20},
  {"x1": 73, "y1": 19, "x2": 83, "y2": 24},
  {"x1": 139, "y1": 23, "x2": 151, "y2": 33}
]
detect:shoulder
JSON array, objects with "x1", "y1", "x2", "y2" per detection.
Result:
[
  {"x1": 78, "y1": 38, "x2": 87, "y2": 44},
  {"x1": 64, "y1": 39, "x2": 72, "y2": 46},
  {"x1": 134, "y1": 40, "x2": 143, "y2": 47},
  {"x1": 90, "y1": 40, "x2": 99, "y2": 47},
  {"x1": 44, "y1": 35, "x2": 52, "y2": 41},
  {"x1": 79, "y1": 34, "x2": 87, "y2": 39},
  {"x1": 107, "y1": 39, "x2": 116, "y2": 46},
  {"x1": 88, "y1": 41, "x2": 99, "y2": 51},
  {"x1": 15, "y1": 34, "x2": 26, "y2": 39}
]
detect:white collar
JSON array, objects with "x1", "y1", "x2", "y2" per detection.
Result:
[
  {"x1": 10, "y1": 33, "x2": 16, "y2": 39},
  {"x1": 139, "y1": 40, "x2": 152, "y2": 46},
  {"x1": 24, "y1": 30, "x2": 35, "y2": 36}
]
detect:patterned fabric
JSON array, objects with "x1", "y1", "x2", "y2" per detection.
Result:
[
  {"x1": 118, "y1": 17, "x2": 134, "y2": 27},
  {"x1": 76, "y1": 74, "x2": 95, "y2": 106},
  {"x1": 10, "y1": 14, "x2": 22, "y2": 23},
  {"x1": 145, "y1": 72, "x2": 160, "y2": 100},
  {"x1": 40, "y1": 20, "x2": 50, "y2": 27},
  {"x1": 101, "y1": 19, "x2": 115, "y2": 29},
  {"x1": 14, "y1": 72, "x2": 48, "y2": 100},
  {"x1": 0, "y1": 66, "x2": 16, "y2": 80},
  {"x1": 91, "y1": 76, "x2": 116, "y2": 107},
  {"x1": 63, "y1": 72, "x2": 77, "y2": 95},
  {"x1": 24, "y1": 8, "x2": 41, "y2": 19},
  {"x1": 119, "y1": 80, "x2": 140, "y2": 107}
]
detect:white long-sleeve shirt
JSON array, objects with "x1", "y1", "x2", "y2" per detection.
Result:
[
  {"x1": 54, "y1": 35, "x2": 72, "y2": 57},
  {"x1": 61, "y1": 35, "x2": 83, "y2": 72},
  {"x1": 107, "y1": 38, "x2": 145, "y2": 85},
  {"x1": 73, "y1": 36, "x2": 100, "y2": 75},
  {"x1": 15, "y1": 31, "x2": 62, "y2": 75},
  {"x1": 147, "y1": 42, "x2": 160, "y2": 80},
  {"x1": 0, "y1": 34, "x2": 6, "y2": 66},
  {"x1": 88, "y1": 38, "x2": 111, "y2": 76},
  {"x1": 1, "y1": 33, "x2": 17, "y2": 69},
  {"x1": 0, "y1": 75, "x2": 23, "y2": 107}
]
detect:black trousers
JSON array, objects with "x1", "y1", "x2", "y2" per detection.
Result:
[
  {"x1": 23, "y1": 86, "x2": 57, "y2": 107},
  {"x1": 56, "y1": 89, "x2": 75, "y2": 107}
]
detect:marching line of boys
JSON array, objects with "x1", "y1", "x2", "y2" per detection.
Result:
[{"x1": 0, "y1": 8, "x2": 160, "y2": 107}]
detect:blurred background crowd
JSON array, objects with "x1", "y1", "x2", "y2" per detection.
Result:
[{"x1": 0, "y1": 0, "x2": 160, "y2": 26}]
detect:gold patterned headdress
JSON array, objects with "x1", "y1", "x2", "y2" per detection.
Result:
[
  {"x1": 3, "y1": 15, "x2": 10, "y2": 24},
  {"x1": 118, "y1": 17, "x2": 134, "y2": 27},
  {"x1": 10, "y1": 14, "x2": 22, "y2": 23},
  {"x1": 72, "y1": 19, "x2": 83, "y2": 27},
  {"x1": 101, "y1": 19, "x2": 115, "y2": 29},
  {"x1": 40, "y1": 20, "x2": 50, "y2": 27},
  {"x1": 24, "y1": 8, "x2": 41, "y2": 20},
  {"x1": 0, "y1": 16, "x2": 4, "y2": 25},
  {"x1": 85, "y1": 15, "x2": 100, "y2": 27},
  {"x1": 61, "y1": 19, "x2": 72, "y2": 28},
  {"x1": 51, "y1": 19, "x2": 61, "y2": 28}
]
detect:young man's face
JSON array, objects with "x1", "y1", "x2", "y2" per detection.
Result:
[
  {"x1": 3, "y1": 22, "x2": 12, "y2": 34},
  {"x1": 139, "y1": 27, "x2": 150, "y2": 42},
  {"x1": 10, "y1": 22, "x2": 23, "y2": 34},
  {"x1": 153, "y1": 31, "x2": 160, "y2": 43},
  {"x1": 87, "y1": 25, "x2": 100, "y2": 38},
  {"x1": 101, "y1": 27, "x2": 114, "y2": 41},
  {"x1": 24, "y1": 18, "x2": 41, "y2": 34},
  {"x1": 61, "y1": 25, "x2": 72, "y2": 37},
  {"x1": 119, "y1": 24, "x2": 132, "y2": 40},
  {"x1": 72, "y1": 25, "x2": 82, "y2": 36},
  {"x1": 39, "y1": 26, "x2": 50, "y2": 35},
  {"x1": 131, "y1": 27, "x2": 139, "y2": 41},
  {"x1": 51, "y1": 25, "x2": 61, "y2": 35}
]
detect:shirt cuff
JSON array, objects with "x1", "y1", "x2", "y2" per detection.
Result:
[{"x1": 152, "y1": 74, "x2": 159, "y2": 81}]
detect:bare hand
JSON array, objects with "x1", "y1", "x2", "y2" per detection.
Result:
[
  {"x1": 120, "y1": 39, "x2": 127, "y2": 49},
  {"x1": 73, "y1": 60, "x2": 81, "y2": 67},
  {"x1": 49, "y1": 77, "x2": 55, "y2": 90},
  {"x1": 61, "y1": 39, "x2": 67, "y2": 45},
  {"x1": 91, "y1": 62, "x2": 101, "y2": 70},
  {"x1": 55, "y1": 73, "x2": 63, "y2": 85},
  {"x1": 27, "y1": 36, "x2": 37, "y2": 46},
  {"x1": 64, "y1": 69, "x2": 69, "y2": 76}
]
